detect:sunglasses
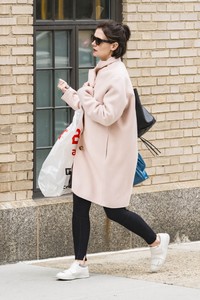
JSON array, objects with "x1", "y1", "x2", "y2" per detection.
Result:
[{"x1": 91, "y1": 34, "x2": 115, "y2": 46}]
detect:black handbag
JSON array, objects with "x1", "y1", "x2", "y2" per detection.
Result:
[
  {"x1": 134, "y1": 88, "x2": 156, "y2": 137},
  {"x1": 134, "y1": 88, "x2": 160, "y2": 155}
]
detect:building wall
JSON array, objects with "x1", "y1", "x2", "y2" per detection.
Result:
[
  {"x1": 0, "y1": 0, "x2": 200, "y2": 263},
  {"x1": 0, "y1": 0, "x2": 34, "y2": 202},
  {"x1": 123, "y1": 0, "x2": 200, "y2": 194}
]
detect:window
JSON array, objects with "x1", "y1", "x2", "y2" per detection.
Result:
[
  {"x1": 36, "y1": 0, "x2": 115, "y2": 20},
  {"x1": 34, "y1": 0, "x2": 122, "y2": 196}
]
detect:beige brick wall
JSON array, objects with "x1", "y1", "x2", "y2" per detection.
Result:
[
  {"x1": 0, "y1": 0, "x2": 33, "y2": 202},
  {"x1": 124, "y1": 0, "x2": 200, "y2": 192}
]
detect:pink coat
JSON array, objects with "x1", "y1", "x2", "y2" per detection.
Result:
[{"x1": 61, "y1": 57, "x2": 138, "y2": 208}]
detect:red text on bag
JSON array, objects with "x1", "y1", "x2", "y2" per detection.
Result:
[
  {"x1": 72, "y1": 129, "x2": 81, "y2": 145},
  {"x1": 71, "y1": 128, "x2": 81, "y2": 156}
]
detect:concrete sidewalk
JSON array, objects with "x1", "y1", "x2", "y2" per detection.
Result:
[{"x1": 0, "y1": 242, "x2": 200, "y2": 300}]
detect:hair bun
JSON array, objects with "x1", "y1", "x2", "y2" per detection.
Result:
[
  {"x1": 122, "y1": 24, "x2": 131, "y2": 41},
  {"x1": 96, "y1": 20, "x2": 131, "y2": 58}
]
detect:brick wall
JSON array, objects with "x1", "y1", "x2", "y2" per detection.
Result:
[
  {"x1": 0, "y1": 0, "x2": 34, "y2": 202},
  {"x1": 124, "y1": 0, "x2": 200, "y2": 193}
]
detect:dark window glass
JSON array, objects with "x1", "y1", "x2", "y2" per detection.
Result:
[
  {"x1": 55, "y1": 31, "x2": 70, "y2": 67},
  {"x1": 36, "y1": 0, "x2": 53, "y2": 20},
  {"x1": 96, "y1": 0, "x2": 110, "y2": 19},
  {"x1": 36, "y1": 110, "x2": 53, "y2": 147},
  {"x1": 36, "y1": 0, "x2": 111, "y2": 21},
  {"x1": 76, "y1": 0, "x2": 94, "y2": 19},
  {"x1": 36, "y1": 70, "x2": 53, "y2": 107},
  {"x1": 55, "y1": 0, "x2": 73, "y2": 20},
  {"x1": 36, "y1": 31, "x2": 53, "y2": 68}
]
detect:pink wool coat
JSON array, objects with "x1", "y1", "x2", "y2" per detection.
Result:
[{"x1": 61, "y1": 57, "x2": 138, "y2": 208}]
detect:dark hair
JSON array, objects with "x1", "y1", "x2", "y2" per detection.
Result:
[{"x1": 96, "y1": 20, "x2": 131, "y2": 58}]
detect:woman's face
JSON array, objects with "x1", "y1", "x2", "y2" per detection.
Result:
[{"x1": 91, "y1": 28, "x2": 118, "y2": 61}]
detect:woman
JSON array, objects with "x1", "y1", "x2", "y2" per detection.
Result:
[{"x1": 56, "y1": 20, "x2": 170, "y2": 280}]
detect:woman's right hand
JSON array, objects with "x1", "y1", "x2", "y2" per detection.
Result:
[{"x1": 57, "y1": 79, "x2": 69, "y2": 93}]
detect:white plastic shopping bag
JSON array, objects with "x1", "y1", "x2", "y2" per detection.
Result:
[{"x1": 38, "y1": 109, "x2": 83, "y2": 197}]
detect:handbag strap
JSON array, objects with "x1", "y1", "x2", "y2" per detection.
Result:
[{"x1": 140, "y1": 137, "x2": 161, "y2": 156}]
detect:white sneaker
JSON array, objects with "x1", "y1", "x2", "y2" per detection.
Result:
[
  {"x1": 150, "y1": 233, "x2": 170, "y2": 272},
  {"x1": 56, "y1": 261, "x2": 89, "y2": 280}
]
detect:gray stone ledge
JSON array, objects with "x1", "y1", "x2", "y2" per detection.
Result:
[{"x1": 0, "y1": 187, "x2": 199, "y2": 264}]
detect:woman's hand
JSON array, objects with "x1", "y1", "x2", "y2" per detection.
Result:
[
  {"x1": 81, "y1": 85, "x2": 94, "y2": 97},
  {"x1": 57, "y1": 79, "x2": 69, "y2": 93}
]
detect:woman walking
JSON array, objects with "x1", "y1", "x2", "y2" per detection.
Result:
[{"x1": 56, "y1": 20, "x2": 169, "y2": 280}]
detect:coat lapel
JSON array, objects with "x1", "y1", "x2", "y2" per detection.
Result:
[{"x1": 88, "y1": 57, "x2": 120, "y2": 87}]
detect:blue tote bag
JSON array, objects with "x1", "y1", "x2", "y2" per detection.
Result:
[{"x1": 133, "y1": 153, "x2": 149, "y2": 186}]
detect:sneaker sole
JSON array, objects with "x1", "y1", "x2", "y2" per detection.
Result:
[
  {"x1": 56, "y1": 274, "x2": 89, "y2": 281},
  {"x1": 56, "y1": 276, "x2": 89, "y2": 281}
]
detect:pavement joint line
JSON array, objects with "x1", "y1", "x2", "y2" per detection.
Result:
[{"x1": 23, "y1": 241, "x2": 200, "y2": 265}]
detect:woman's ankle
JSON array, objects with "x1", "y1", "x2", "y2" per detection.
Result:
[
  {"x1": 77, "y1": 260, "x2": 85, "y2": 266},
  {"x1": 76, "y1": 257, "x2": 87, "y2": 266},
  {"x1": 149, "y1": 234, "x2": 160, "y2": 247}
]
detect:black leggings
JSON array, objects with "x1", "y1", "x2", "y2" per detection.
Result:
[{"x1": 72, "y1": 193, "x2": 157, "y2": 260}]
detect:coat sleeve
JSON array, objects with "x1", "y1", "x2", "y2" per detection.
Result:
[
  {"x1": 77, "y1": 76, "x2": 128, "y2": 126},
  {"x1": 61, "y1": 87, "x2": 81, "y2": 110}
]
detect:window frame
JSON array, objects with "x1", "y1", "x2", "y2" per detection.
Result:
[{"x1": 33, "y1": 0, "x2": 122, "y2": 197}]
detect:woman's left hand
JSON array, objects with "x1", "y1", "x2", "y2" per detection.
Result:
[{"x1": 80, "y1": 85, "x2": 94, "y2": 97}]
